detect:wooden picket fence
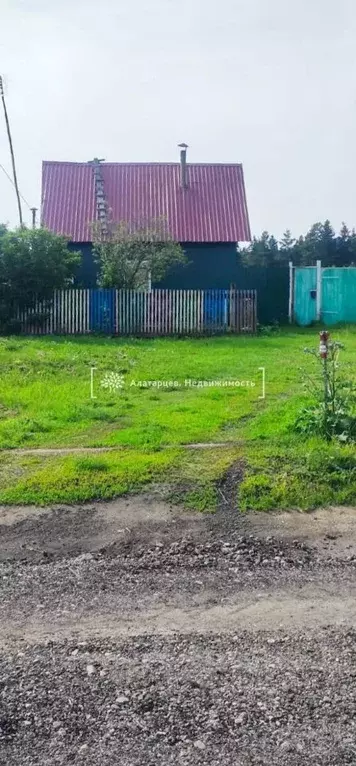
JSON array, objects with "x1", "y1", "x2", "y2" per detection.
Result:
[{"x1": 17, "y1": 288, "x2": 257, "y2": 336}]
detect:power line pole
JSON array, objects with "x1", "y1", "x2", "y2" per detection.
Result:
[{"x1": 0, "y1": 76, "x2": 23, "y2": 227}]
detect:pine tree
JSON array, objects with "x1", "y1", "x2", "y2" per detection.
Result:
[
  {"x1": 278, "y1": 229, "x2": 296, "y2": 264},
  {"x1": 241, "y1": 231, "x2": 280, "y2": 267},
  {"x1": 335, "y1": 223, "x2": 356, "y2": 266},
  {"x1": 300, "y1": 221, "x2": 336, "y2": 265}
]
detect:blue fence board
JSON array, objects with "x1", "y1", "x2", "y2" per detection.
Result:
[
  {"x1": 204, "y1": 289, "x2": 228, "y2": 330},
  {"x1": 89, "y1": 289, "x2": 116, "y2": 333}
]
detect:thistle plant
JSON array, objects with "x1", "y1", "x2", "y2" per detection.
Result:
[{"x1": 295, "y1": 338, "x2": 356, "y2": 442}]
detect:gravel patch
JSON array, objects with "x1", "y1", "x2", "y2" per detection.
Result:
[
  {"x1": 1, "y1": 499, "x2": 356, "y2": 764},
  {"x1": 1, "y1": 534, "x2": 355, "y2": 628},
  {"x1": 1, "y1": 630, "x2": 356, "y2": 765}
]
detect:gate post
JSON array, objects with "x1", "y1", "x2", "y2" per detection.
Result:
[
  {"x1": 316, "y1": 260, "x2": 322, "y2": 321},
  {"x1": 288, "y1": 261, "x2": 294, "y2": 323}
]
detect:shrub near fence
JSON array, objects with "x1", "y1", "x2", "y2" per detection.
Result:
[{"x1": 17, "y1": 288, "x2": 257, "y2": 336}]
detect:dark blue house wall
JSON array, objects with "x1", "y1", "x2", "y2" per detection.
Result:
[
  {"x1": 70, "y1": 242, "x2": 240, "y2": 290},
  {"x1": 156, "y1": 243, "x2": 239, "y2": 289},
  {"x1": 69, "y1": 242, "x2": 98, "y2": 288},
  {"x1": 69, "y1": 242, "x2": 289, "y2": 323}
]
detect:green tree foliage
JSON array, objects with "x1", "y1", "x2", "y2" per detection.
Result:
[
  {"x1": 334, "y1": 223, "x2": 356, "y2": 267},
  {"x1": 298, "y1": 220, "x2": 336, "y2": 266},
  {"x1": 0, "y1": 227, "x2": 80, "y2": 332},
  {"x1": 92, "y1": 217, "x2": 187, "y2": 289},
  {"x1": 240, "y1": 231, "x2": 279, "y2": 267},
  {"x1": 278, "y1": 229, "x2": 296, "y2": 261},
  {"x1": 242, "y1": 221, "x2": 356, "y2": 268}
]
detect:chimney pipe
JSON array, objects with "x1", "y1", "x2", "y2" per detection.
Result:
[
  {"x1": 178, "y1": 143, "x2": 188, "y2": 189},
  {"x1": 31, "y1": 207, "x2": 37, "y2": 229}
]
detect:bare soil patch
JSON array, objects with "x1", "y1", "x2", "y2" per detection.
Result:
[
  {"x1": 0, "y1": 495, "x2": 198, "y2": 563},
  {"x1": 245, "y1": 506, "x2": 356, "y2": 559}
]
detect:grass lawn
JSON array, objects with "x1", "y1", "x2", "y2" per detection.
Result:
[{"x1": 0, "y1": 328, "x2": 356, "y2": 508}]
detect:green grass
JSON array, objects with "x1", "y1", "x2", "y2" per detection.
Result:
[
  {"x1": 239, "y1": 438, "x2": 356, "y2": 511},
  {"x1": 0, "y1": 449, "x2": 181, "y2": 505},
  {"x1": 0, "y1": 328, "x2": 356, "y2": 507}
]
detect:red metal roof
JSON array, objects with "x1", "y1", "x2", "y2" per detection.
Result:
[{"x1": 41, "y1": 161, "x2": 251, "y2": 243}]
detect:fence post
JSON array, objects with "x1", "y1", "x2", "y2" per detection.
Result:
[
  {"x1": 288, "y1": 261, "x2": 294, "y2": 323},
  {"x1": 316, "y1": 259, "x2": 322, "y2": 321},
  {"x1": 229, "y1": 284, "x2": 236, "y2": 332},
  {"x1": 253, "y1": 289, "x2": 257, "y2": 332}
]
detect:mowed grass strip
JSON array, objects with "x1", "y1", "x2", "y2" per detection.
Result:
[
  {"x1": 0, "y1": 329, "x2": 355, "y2": 508},
  {"x1": 0, "y1": 449, "x2": 181, "y2": 505}
]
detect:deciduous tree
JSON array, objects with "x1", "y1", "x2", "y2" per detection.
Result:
[{"x1": 92, "y1": 217, "x2": 187, "y2": 289}]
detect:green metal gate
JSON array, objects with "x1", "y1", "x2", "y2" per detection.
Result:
[
  {"x1": 294, "y1": 267, "x2": 317, "y2": 326},
  {"x1": 293, "y1": 264, "x2": 356, "y2": 326}
]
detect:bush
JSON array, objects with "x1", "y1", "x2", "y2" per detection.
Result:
[{"x1": 0, "y1": 227, "x2": 80, "y2": 333}]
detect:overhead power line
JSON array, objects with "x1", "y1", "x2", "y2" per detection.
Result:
[
  {"x1": 0, "y1": 75, "x2": 23, "y2": 227},
  {"x1": 0, "y1": 161, "x2": 31, "y2": 211}
]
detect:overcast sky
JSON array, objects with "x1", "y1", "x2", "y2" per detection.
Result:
[{"x1": 1, "y1": 0, "x2": 356, "y2": 238}]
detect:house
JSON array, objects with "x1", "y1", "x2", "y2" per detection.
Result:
[{"x1": 41, "y1": 146, "x2": 251, "y2": 288}]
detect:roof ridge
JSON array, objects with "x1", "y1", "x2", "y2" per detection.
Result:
[{"x1": 42, "y1": 160, "x2": 243, "y2": 167}]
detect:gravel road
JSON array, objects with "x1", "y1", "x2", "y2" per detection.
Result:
[{"x1": 0, "y1": 496, "x2": 356, "y2": 765}]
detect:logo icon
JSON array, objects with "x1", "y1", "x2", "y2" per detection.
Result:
[{"x1": 100, "y1": 372, "x2": 125, "y2": 392}]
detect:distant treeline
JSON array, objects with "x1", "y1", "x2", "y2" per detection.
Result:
[{"x1": 240, "y1": 221, "x2": 356, "y2": 267}]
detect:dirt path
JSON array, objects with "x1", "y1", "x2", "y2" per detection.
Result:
[
  {"x1": 1, "y1": 498, "x2": 356, "y2": 764},
  {"x1": 1, "y1": 498, "x2": 356, "y2": 644},
  {"x1": 0, "y1": 441, "x2": 242, "y2": 456}
]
